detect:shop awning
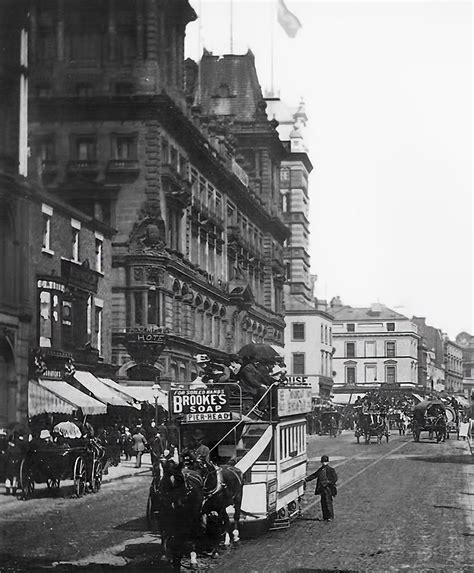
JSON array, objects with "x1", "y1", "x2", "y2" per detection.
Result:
[
  {"x1": 37, "y1": 379, "x2": 107, "y2": 415},
  {"x1": 332, "y1": 393, "x2": 366, "y2": 405},
  {"x1": 117, "y1": 385, "x2": 168, "y2": 408},
  {"x1": 98, "y1": 377, "x2": 142, "y2": 406},
  {"x1": 74, "y1": 371, "x2": 135, "y2": 408},
  {"x1": 29, "y1": 379, "x2": 76, "y2": 416}
]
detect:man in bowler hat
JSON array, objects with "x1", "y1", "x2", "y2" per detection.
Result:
[{"x1": 305, "y1": 455, "x2": 338, "y2": 521}]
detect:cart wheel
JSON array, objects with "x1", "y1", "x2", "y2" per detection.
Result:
[
  {"x1": 91, "y1": 460, "x2": 103, "y2": 493},
  {"x1": 19, "y1": 458, "x2": 34, "y2": 500},
  {"x1": 46, "y1": 478, "x2": 60, "y2": 490},
  {"x1": 73, "y1": 457, "x2": 87, "y2": 497}
]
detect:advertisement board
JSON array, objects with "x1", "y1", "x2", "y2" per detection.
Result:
[
  {"x1": 277, "y1": 387, "x2": 312, "y2": 416},
  {"x1": 169, "y1": 387, "x2": 231, "y2": 423}
]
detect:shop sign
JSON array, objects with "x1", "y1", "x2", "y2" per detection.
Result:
[
  {"x1": 61, "y1": 259, "x2": 99, "y2": 293},
  {"x1": 277, "y1": 387, "x2": 312, "y2": 416},
  {"x1": 169, "y1": 387, "x2": 231, "y2": 422}
]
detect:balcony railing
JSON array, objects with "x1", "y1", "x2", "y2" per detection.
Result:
[
  {"x1": 67, "y1": 160, "x2": 99, "y2": 175},
  {"x1": 107, "y1": 159, "x2": 140, "y2": 173}
]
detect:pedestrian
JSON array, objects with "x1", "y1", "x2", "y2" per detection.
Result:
[
  {"x1": 132, "y1": 428, "x2": 147, "y2": 468},
  {"x1": 305, "y1": 454, "x2": 338, "y2": 522}
]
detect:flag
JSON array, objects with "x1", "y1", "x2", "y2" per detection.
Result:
[{"x1": 277, "y1": 0, "x2": 302, "y2": 38}]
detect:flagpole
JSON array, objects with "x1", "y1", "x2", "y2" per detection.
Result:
[
  {"x1": 270, "y1": 0, "x2": 275, "y2": 95},
  {"x1": 230, "y1": 0, "x2": 234, "y2": 53}
]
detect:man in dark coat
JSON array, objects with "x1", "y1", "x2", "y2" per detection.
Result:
[
  {"x1": 305, "y1": 455, "x2": 338, "y2": 521},
  {"x1": 238, "y1": 360, "x2": 272, "y2": 414}
]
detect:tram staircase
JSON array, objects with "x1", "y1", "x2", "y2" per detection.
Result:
[{"x1": 234, "y1": 423, "x2": 272, "y2": 476}]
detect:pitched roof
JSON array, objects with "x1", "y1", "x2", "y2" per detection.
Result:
[
  {"x1": 197, "y1": 51, "x2": 266, "y2": 121},
  {"x1": 330, "y1": 304, "x2": 409, "y2": 322}
]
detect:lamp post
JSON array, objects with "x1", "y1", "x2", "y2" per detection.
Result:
[{"x1": 152, "y1": 382, "x2": 161, "y2": 426}]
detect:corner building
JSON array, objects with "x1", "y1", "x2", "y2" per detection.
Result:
[{"x1": 28, "y1": 2, "x2": 289, "y2": 388}]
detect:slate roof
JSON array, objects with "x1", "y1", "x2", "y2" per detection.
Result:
[
  {"x1": 330, "y1": 304, "x2": 409, "y2": 321},
  {"x1": 197, "y1": 50, "x2": 266, "y2": 121}
]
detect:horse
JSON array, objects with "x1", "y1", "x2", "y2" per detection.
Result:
[
  {"x1": 155, "y1": 457, "x2": 204, "y2": 571},
  {"x1": 198, "y1": 459, "x2": 243, "y2": 549}
]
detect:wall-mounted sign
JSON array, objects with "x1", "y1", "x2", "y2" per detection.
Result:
[
  {"x1": 125, "y1": 326, "x2": 169, "y2": 345},
  {"x1": 277, "y1": 387, "x2": 312, "y2": 416},
  {"x1": 169, "y1": 387, "x2": 231, "y2": 423},
  {"x1": 286, "y1": 375, "x2": 309, "y2": 385},
  {"x1": 61, "y1": 259, "x2": 99, "y2": 293}
]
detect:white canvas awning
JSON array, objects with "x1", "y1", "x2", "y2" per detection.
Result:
[
  {"x1": 117, "y1": 385, "x2": 168, "y2": 408},
  {"x1": 74, "y1": 371, "x2": 135, "y2": 408},
  {"x1": 29, "y1": 379, "x2": 76, "y2": 416},
  {"x1": 37, "y1": 379, "x2": 107, "y2": 415}
]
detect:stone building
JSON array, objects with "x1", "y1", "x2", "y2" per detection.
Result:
[
  {"x1": 455, "y1": 331, "x2": 474, "y2": 400},
  {"x1": 330, "y1": 299, "x2": 420, "y2": 400},
  {"x1": 412, "y1": 317, "x2": 445, "y2": 391},
  {"x1": 27, "y1": 2, "x2": 289, "y2": 389},
  {"x1": 443, "y1": 338, "x2": 463, "y2": 394},
  {"x1": 264, "y1": 96, "x2": 333, "y2": 397}
]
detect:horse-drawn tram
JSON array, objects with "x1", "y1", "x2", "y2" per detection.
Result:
[
  {"x1": 168, "y1": 382, "x2": 311, "y2": 531},
  {"x1": 147, "y1": 376, "x2": 311, "y2": 569}
]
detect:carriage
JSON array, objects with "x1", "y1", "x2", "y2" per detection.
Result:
[
  {"x1": 355, "y1": 410, "x2": 389, "y2": 444},
  {"x1": 411, "y1": 400, "x2": 447, "y2": 443},
  {"x1": 319, "y1": 410, "x2": 342, "y2": 437},
  {"x1": 18, "y1": 438, "x2": 104, "y2": 499}
]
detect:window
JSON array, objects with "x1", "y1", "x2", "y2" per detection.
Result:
[
  {"x1": 347, "y1": 323, "x2": 355, "y2": 332},
  {"x1": 365, "y1": 364, "x2": 377, "y2": 383},
  {"x1": 282, "y1": 192, "x2": 290, "y2": 212},
  {"x1": 37, "y1": 280, "x2": 66, "y2": 348},
  {"x1": 113, "y1": 135, "x2": 136, "y2": 160},
  {"x1": 94, "y1": 300, "x2": 103, "y2": 354},
  {"x1": 292, "y1": 353, "x2": 305, "y2": 375},
  {"x1": 346, "y1": 342, "x2": 356, "y2": 358},
  {"x1": 345, "y1": 366, "x2": 356, "y2": 385},
  {"x1": 75, "y1": 136, "x2": 96, "y2": 161},
  {"x1": 320, "y1": 324, "x2": 324, "y2": 341},
  {"x1": 324, "y1": 325, "x2": 328, "y2": 344},
  {"x1": 133, "y1": 292, "x2": 144, "y2": 326},
  {"x1": 39, "y1": 138, "x2": 55, "y2": 162},
  {"x1": 365, "y1": 341, "x2": 376, "y2": 357},
  {"x1": 292, "y1": 323, "x2": 305, "y2": 341},
  {"x1": 387, "y1": 322, "x2": 395, "y2": 331},
  {"x1": 42, "y1": 204, "x2": 53, "y2": 253},
  {"x1": 95, "y1": 233, "x2": 103, "y2": 273},
  {"x1": 385, "y1": 365, "x2": 397, "y2": 384},
  {"x1": 280, "y1": 168, "x2": 290, "y2": 181},
  {"x1": 71, "y1": 219, "x2": 81, "y2": 262},
  {"x1": 386, "y1": 341, "x2": 396, "y2": 358}
]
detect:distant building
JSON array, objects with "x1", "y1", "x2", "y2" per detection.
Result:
[
  {"x1": 412, "y1": 317, "x2": 445, "y2": 392},
  {"x1": 331, "y1": 299, "x2": 420, "y2": 401},
  {"x1": 455, "y1": 331, "x2": 474, "y2": 400},
  {"x1": 443, "y1": 338, "x2": 463, "y2": 394},
  {"x1": 265, "y1": 96, "x2": 333, "y2": 397}
]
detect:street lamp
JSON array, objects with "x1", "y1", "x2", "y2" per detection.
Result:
[{"x1": 152, "y1": 382, "x2": 161, "y2": 426}]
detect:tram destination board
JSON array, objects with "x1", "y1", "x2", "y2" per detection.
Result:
[
  {"x1": 277, "y1": 386, "x2": 312, "y2": 416},
  {"x1": 169, "y1": 387, "x2": 231, "y2": 423}
]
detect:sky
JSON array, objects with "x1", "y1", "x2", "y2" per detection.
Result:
[{"x1": 185, "y1": 0, "x2": 473, "y2": 340}]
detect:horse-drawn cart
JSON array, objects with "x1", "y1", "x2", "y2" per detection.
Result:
[
  {"x1": 355, "y1": 410, "x2": 389, "y2": 444},
  {"x1": 411, "y1": 400, "x2": 447, "y2": 443},
  {"x1": 19, "y1": 439, "x2": 103, "y2": 500}
]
